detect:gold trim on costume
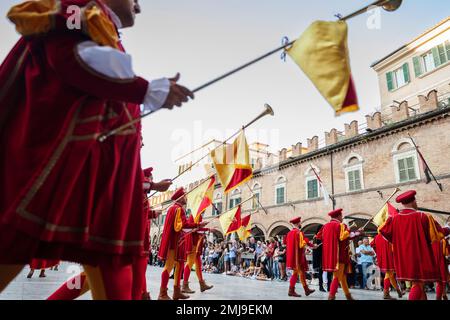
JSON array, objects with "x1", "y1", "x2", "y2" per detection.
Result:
[{"x1": 15, "y1": 100, "x2": 142, "y2": 247}]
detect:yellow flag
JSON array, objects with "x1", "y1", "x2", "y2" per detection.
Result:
[
  {"x1": 287, "y1": 21, "x2": 359, "y2": 116},
  {"x1": 373, "y1": 202, "x2": 398, "y2": 227},
  {"x1": 219, "y1": 205, "x2": 242, "y2": 235},
  {"x1": 186, "y1": 176, "x2": 215, "y2": 223},
  {"x1": 210, "y1": 131, "x2": 253, "y2": 193}
]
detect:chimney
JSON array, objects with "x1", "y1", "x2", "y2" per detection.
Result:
[{"x1": 418, "y1": 90, "x2": 438, "y2": 113}]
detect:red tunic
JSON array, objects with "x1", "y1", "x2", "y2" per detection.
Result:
[
  {"x1": 379, "y1": 209, "x2": 438, "y2": 282},
  {"x1": 158, "y1": 203, "x2": 196, "y2": 262},
  {"x1": 285, "y1": 228, "x2": 310, "y2": 272},
  {"x1": 371, "y1": 234, "x2": 395, "y2": 273},
  {"x1": 184, "y1": 215, "x2": 204, "y2": 257},
  {"x1": 315, "y1": 219, "x2": 351, "y2": 272},
  {"x1": 0, "y1": 0, "x2": 148, "y2": 266}
]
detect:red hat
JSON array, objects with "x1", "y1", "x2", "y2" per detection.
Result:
[
  {"x1": 143, "y1": 167, "x2": 153, "y2": 177},
  {"x1": 328, "y1": 208, "x2": 343, "y2": 218},
  {"x1": 289, "y1": 217, "x2": 302, "y2": 224},
  {"x1": 395, "y1": 190, "x2": 416, "y2": 204},
  {"x1": 171, "y1": 187, "x2": 186, "y2": 201}
]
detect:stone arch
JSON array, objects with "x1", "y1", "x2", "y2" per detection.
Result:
[
  {"x1": 391, "y1": 138, "x2": 414, "y2": 153},
  {"x1": 250, "y1": 223, "x2": 267, "y2": 241},
  {"x1": 301, "y1": 217, "x2": 328, "y2": 238},
  {"x1": 343, "y1": 152, "x2": 364, "y2": 166},
  {"x1": 209, "y1": 229, "x2": 224, "y2": 242},
  {"x1": 268, "y1": 221, "x2": 292, "y2": 238},
  {"x1": 344, "y1": 212, "x2": 378, "y2": 237},
  {"x1": 304, "y1": 164, "x2": 320, "y2": 176}
]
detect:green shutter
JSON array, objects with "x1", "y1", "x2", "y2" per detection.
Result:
[
  {"x1": 437, "y1": 44, "x2": 447, "y2": 64},
  {"x1": 445, "y1": 41, "x2": 450, "y2": 60},
  {"x1": 432, "y1": 47, "x2": 441, "y2": 67},
  {"x1": 412, "y1": 56, "x2": 423, "y2": 77},
  {"x1": 354, "y1": 170, "x2": 361, "y2": 190},
  {"x1": 386, "y1": 71, "x2": 394, "y2": 91},
  {"x1": 403, "y1": 63, "x2": 410, "y2": 83}
]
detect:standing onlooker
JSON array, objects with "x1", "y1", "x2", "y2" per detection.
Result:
[
  {"x1": 357, "y1": 237, "x2": 375, "y2": 289},
  {"x1": 273, "y1": 243, "x2": 281, "y2": 280},
  {"x1": 229, "y1": 241, "x2": 238, "y2": 268},
  {"x1": 354, "y1": 240, "x2": 363, "y2": 288},
  {"x1": 277, "y1": 241, "x2": 287, "y2": 281},
  {"x1": 312, "y1": 238, "x2": 327, "y2": 292}
]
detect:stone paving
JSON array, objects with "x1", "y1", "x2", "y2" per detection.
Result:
[{"x1": 0, "y1": 262, "x2": 437, "y2": 300}]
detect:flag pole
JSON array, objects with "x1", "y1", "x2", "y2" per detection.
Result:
[
  {"x1": 417, "y1": 207, "x2": 450, "y2": 216},
  {"x1": 245, "y1": 183, "x2": 269, "y2": 215},
  {"x1": 179, "y1": 195, "x2": 256, "y2": 241},
  {"x1": 97, "y1": 0, "x2": 402, "y2": 142},
  {"x1": 360, "y1": 187, "x2": 401, "y2": 230},
  {"x1": 407, "y1": 132, "x2": 443, "y2": 192},
  {"x1": 145, "y1": 104, "x2": 274, "y2": 199},
  {"x1": 310, "y1": 164, "x2": 335, "y2": 206}
]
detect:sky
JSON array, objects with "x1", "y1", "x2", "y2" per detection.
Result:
[{"x1": 1, "y1": 0, "x2": 449, "y2": 183}]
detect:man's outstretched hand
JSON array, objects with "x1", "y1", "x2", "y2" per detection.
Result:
[
  {"x1": 151, "y1": 179, "x2": 172, "y2": 192},
  {"x1": 162, "y1": 73, "x2": 194, "y2": 109}
]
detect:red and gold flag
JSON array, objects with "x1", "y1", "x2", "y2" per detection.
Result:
[
  {"x1": 210, "y1": 131, "x2": 253, "y2": 193},
  {"x1": 219, "y1": 205, "x2": 242, "y2": 235},
  {"x1": 186, "y1": 176, "x2": 215, "y2": 223},
  {"x1": 237, "y1": 214, "x2": 252, "y2": 241},
  {"x1": 287, "y1": 20, "x2": 359, "y2": 116}
]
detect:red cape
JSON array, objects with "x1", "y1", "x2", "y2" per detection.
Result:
[
  {"x1": 371, "y1": 234, "x2": 395, "y2": 272},
  {"x1": 285, "y1": 228, "x2": 308, "y2": 272},
  {"x1": 316, "y1": 220, "x2": 350, "y2": 272},
  {"x1": 380, "y1": 210, "x2": 438, "y2": 281},
  {"x1": 0, "y1": 0, "x2": 148, "y2": 266},
  {"x1": 158, "y1": 203, "x2": 195, "y2": 262}
]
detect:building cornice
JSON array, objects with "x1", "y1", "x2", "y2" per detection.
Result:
[{"x1": 253, "y1": 106, "x2": 450, "y2": 177}]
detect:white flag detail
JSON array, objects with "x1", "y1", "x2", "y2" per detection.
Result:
[{"x1": 310, "y1": 166, "x2": 330, "y2": 206}]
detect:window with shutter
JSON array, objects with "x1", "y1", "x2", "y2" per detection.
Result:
[
  {"x1": 437, "y1": 44, "x2": 447, "y2": 65},
  {"x1": 402, "y1": 63, "x2": 410, "y2": 83},
  {"x1": 276, "y1": 187, "x2": 285, "y2": 204},
  {"x1": 446, "y1": 41, "x2": 450, "y2": 60},
  {"x1": 432, "y1": 47, "x2": 441, "y2": 67},
  {"x1": 422, "y1": 51, "x2": 436, "y2": 73},
  {"x1": 307, "y1": 179, "x2": 319, "y2": 199},
  {"x1": 386, "y1": 71, "x2": 394, "y2": 91},
  {"x1": 397, "y1": 156, "x2": 417, "y2": 182},
  {"x1": 347, "y1": 169, "x2": 362, "y2": 191},
  {"x1": 413, "y1": 56, "x2": 423, "y2": 77}
]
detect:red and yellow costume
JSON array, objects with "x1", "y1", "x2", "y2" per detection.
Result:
[
  {"x1": 430, "y1": 220, "x2": 450, "y2": 300},
  {"x1": 47, "y1": 168, "x2": 159, "y2": 300},
  {"x1": 158, "y1": 188, "x2": 196, "y2": 300},
  {"x1": 182, "y1": 214, "x2": 213, "y2": 293},
  {"x1": 285, "y1": 216, "x2": 315, "y2": 297},
  {"x1": 371, "y1": 234, "x2": 402, "y2": 298},
  {"x1": 315, "y1": 209, "x2": 359, "y2": 300},
  {"x1": 379, "y1": 190, "x2": 446, "y2": 300},
  {"x1": 0, "y1": 0, "x2": 150, "y2": 299}
]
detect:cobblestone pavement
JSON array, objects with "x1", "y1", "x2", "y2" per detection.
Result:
[{"x1": 0, "y1": 262, "x2": 437, "y2": 300}]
